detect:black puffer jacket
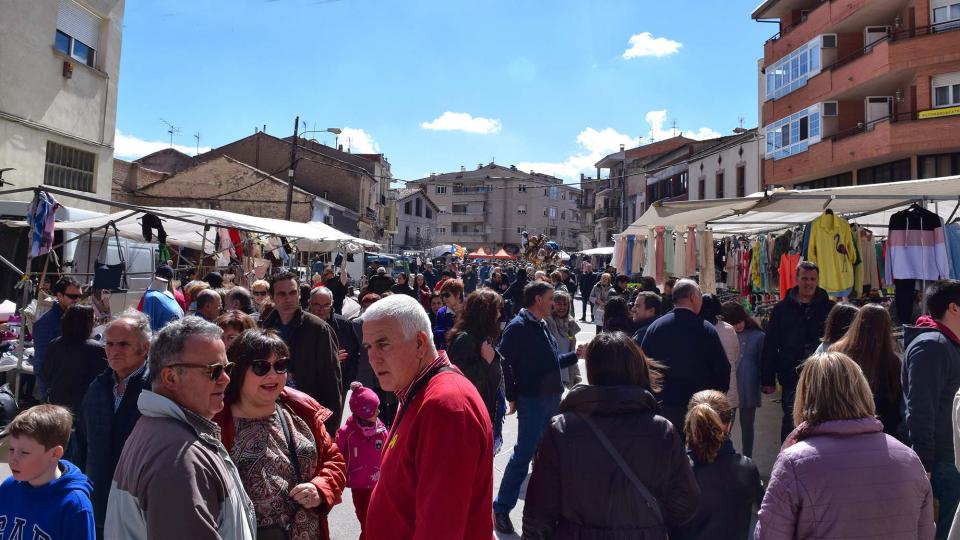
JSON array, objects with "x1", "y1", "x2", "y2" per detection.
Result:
[
  {"x1": 522, "y1": 385, "x2": 699, "y2": 539},
  {"x1": 760, "y1": 286, "x2": 834, "y2": 388}
]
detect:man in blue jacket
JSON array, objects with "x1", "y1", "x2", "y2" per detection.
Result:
[
  {"x1": 32, "y1": 276, "x2": 82, "y2": 399},
  {"x1": 494, "y1": 281, "x2": 580, "y2": 534},
  {"x1": 902, "y1": 279, "x2": 960, "y2": 538}
]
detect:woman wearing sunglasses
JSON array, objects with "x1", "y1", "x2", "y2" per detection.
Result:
[
  {"x1": 433, "y1": 279, "x2": 464, "y2": 351},
  {"x1": 214, "y1": 329, "x2": 346, "y2": 540}
]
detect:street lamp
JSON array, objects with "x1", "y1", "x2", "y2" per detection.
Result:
[{"x1": 287, "y1": 118, "x2": 343, "y2": 220}]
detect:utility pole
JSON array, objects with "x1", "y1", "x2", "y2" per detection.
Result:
[{"x1": 286, "y1": 115, "x2": 299, "y2": 220}]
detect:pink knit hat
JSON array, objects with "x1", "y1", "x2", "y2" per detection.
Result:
[{"x1": 349, "y1": 382, "x2": 380, "y2": 418}]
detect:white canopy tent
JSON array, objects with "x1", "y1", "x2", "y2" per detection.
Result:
[
  {"x1": 578, "y1": 246, "x2": 615, "y2": 256},
  {"x1": 622, "y1": 175, "x2": 960, "y2": 236}
]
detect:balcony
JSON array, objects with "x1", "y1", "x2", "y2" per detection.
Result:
[
  {"x1": 595, "y1": 208, "x2": 621, "y2": 222},
  {"x1": 363, "y1": 207, "x2": 377, "y2": 222},
  {"x1": 764, "y1": 110, "x2": 960, "y2": 186}
]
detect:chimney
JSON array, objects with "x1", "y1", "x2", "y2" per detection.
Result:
[
  {"x1": 125, "y1": 162, "x2": 141, "y2": 192},
  {"x1": 478, "y1": 163, "x2": 483, "y2": 169},
  {"x1": 460, "y1": 165, "x2": 466, "y2": 172},
  {"x1": 620, "y1": 144, "x2": 625, "y2": 152}
]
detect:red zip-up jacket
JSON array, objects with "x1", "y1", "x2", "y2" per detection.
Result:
[{"x1": 364, "y1": 369, "x2": 493, "y2": 540}]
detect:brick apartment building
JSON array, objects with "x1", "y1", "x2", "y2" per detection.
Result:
[
  {"x1": 753, "y1": 0, "x2": 960, "y2": 188},
  {"x1": 408, "y1": 163, "x2": 581, "y2": 253}
]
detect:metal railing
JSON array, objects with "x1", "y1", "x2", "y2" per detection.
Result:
[
  {"x1": 765, "y1": 0, "x2": 830, "y2": 43},
  {"x1": 828, "y1": 110, "x2": 916, "y2": 143},
  {"x1": 826, "y1": 19, "x2": 960, "y2": 72}
]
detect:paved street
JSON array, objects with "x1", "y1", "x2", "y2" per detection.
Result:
[{"x1": 0, "y1": 307, "x2": 784, "y2": 540}]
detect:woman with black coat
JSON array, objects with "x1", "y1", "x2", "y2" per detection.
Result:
[
  {"x1": 390, "y1": 271, "x2": 417, "y2": 298},
  {"x1": 523, "y1": 332, "x2": 699, "y2": 539},
  {"x1": 503, "y1": 268, "x2": 529, "y2": 316},
  {"x1": 40, "y1": 304, "x2": 108, "y2": 413},
  {"x1": 446, "y1": 289, "x2": 504, "y2": 432}
]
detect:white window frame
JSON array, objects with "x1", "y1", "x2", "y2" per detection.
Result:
[
  {"x1": 436, "y1": 226, "x2": 446, "y2": 234},
  {"x1": 435, "y1": 185, "x2": 447, "y2": 194},
  {"x1": 517, "y1": 204, "x2": 527, "y2": 215},
  {"x1": 765, "y1": 35, "x2": 831, "y2": 101},
  {"x1": 764, "y1": 103, "x2": 824, "y2": 160},
  {"x1": 548, "y1": 207, "x2": 558, "y2": 219},
  {"x1": 932, "y1": 0, "x2": 960, "y2": 30},
  {"x1": 932, "y1": 73, "x2": 960, "y2": 108}
]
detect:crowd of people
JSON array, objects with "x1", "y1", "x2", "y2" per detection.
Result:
[{"x1": 4, "y1": 255, "x2": 960, "y2": 539}]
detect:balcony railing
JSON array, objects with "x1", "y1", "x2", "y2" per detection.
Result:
[
  {"x1": 452, "y1": 186, "x2": 492, "y2": 194},
  {"x1": 826, "y1": 20, "x2": 960, "y2": 72},
  {"x1": 764, "y1": 0, "x2": 829, "y2": 44},
  {"x1": 829, "y1": 110, "x2": 916, "y2": 143},
  {"x1": 595, "y1": 208, "x2": 621, "y2": 221}
]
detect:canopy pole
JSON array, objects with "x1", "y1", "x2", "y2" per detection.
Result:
[
  {"x1": 199, "y1": 220, "x2": 210, "y2": 277},
  {"x1": 14, "y1": 191, "x2": 40, "y2": 402},
  {"x1": 946, "y1": 198, "x2": 960, "y2": 224}
]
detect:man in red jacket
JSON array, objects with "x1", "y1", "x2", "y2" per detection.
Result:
[{"x1": 360, "y1": 294, "x2": 493, "y2": 540}]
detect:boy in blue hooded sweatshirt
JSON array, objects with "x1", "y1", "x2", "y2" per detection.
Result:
[{"x1": 0, "y1": 404, "x2": 95, "y2": 540}]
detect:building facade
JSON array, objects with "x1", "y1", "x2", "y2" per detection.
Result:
[
  {"x1": 0, "y1": 0, "x2": 125, "y2": 211},
  {"x1": 754, "y1": 0, "x2": 960, "y2": 188},
  {"x1": 576, "y1": 175, "x2": 602, "y2": 250},
  {"x1": 391, "y1": 188, "x2": 439, "y2": 252},
  {"x1": 687, "y1": 129, "x2": 762, "y2": 200},
  {"x1": 408, "y1": 163, "x2": 580, "y2": 253}
]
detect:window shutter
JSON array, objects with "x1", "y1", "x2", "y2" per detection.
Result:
[
  {"x1": 932, "y1": 72, "x2": 960, "y2": 88},
  {"x1": 58, "y1": 0, "x2": 101, "y2": 48}
]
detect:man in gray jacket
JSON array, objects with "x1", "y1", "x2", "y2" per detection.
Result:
[{"x1": 105, "y1": 317, "x2": 255, "y2": 539}]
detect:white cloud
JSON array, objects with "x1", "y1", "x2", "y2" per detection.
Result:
[
  {"x1": 114, "y1": 130, "x2": 211, "y2": 160},
  {"x1": 420, "y1": 112, "x2": 502, "y2": 134},
  {"x1": 339, "y1": 127, "x2": 380, "y2": 154},
  {"x1": 622, "y1": 32, "x2": 682, "y2": 59},
  {"x1": 644, "y1": 110, "x2": 721, "y2": 141},
  {"x1": 517, "y1": 127, "x2": 641, "y2": 181}
]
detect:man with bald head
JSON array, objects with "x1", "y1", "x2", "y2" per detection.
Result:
[
  {"x1": 75, "y1": 309, "x2": 153, "y2": 536},
  {"x1": 640, "y1": 279, "x2": 730, "y2": 435},
  {"x1": 194, "y1": 289, "x2": 222, "y2": 321}
]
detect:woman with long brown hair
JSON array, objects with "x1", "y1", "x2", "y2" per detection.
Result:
[
  {"x1": 829, "y1": 303, "x2": 902, "y2": 435},
  {"x1": 721, "y1": 301, "x2": 765, "y2": 458},
  {"x1": 673, "y1": 390, "x2": 761, "y2": 540},
  {"x1": 446, "y1": 289, "x2": 504, "y2": 436}
]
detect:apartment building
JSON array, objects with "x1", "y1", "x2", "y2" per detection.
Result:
[
  {"x1": 408, "y1": 163, "x2": 580, "y2": 253},
  {"x1": 391, "y1": 188, "x2": 439, "y2": 251},
  {"x1": 0, "y1": 0, "x2": 125, "y2": 211},
  {"x1": 576, "y1": 175, "x2": 603, "y2": 250},
  {"x1": 754, "y1": 0, "x2": 960, "y2": 188},
  {"x1": 687, "y1": 129, "x2": 762, "y2": 200}
]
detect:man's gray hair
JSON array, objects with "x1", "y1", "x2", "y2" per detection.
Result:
[
  {"x1": 148, "y1": 316, "x2": 223, "y2": 383},
  {"x1": 361, "y1": 294, "x2": 433, "y2": 345},
  {"x1": 672, "y1": 278, "x2": 702, "y2": 303},
  {"x1": 225, "y1": 287, "x2": 253, "y2": 311},
  {"x1": 311, "y1": 286, "x2": 333, "y2": 300},
  {"x1": 106, "y1": 308, "x2": 151, "y2": 346}
]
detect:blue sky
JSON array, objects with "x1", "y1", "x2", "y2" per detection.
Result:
[{"x1": 115, "y1": 0, "x2": 774, "y2": 184}]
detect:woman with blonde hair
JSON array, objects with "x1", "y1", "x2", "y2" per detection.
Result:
[
  {"x1": 829, "y1": 304, "x2": 902, "y2": 435},
  {"x1": 756, "y1": 352, "x2": 933, "y2": 539},
  {"x1": 672, "y1": 390, "x2": 761, "y2": 540},
  {"x1": 545, "y1": 290, "x2": 582, "y2": 390},
  {"x1": 588, "y1": 272, "x2": 612, "y2": 332}
]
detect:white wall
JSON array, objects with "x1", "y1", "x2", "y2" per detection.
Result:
[
  {"x1": 688, "y1": 136, "x2": 762, "y2": 201},
  {"x1": 0, "y1": 0, "x2": 124, "y2": 211}
]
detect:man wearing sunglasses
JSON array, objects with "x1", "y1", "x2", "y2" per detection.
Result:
[
  {"x1": 32, "y1": 276, "x2": 82, "y2": 400},
  {"x1": 106, "y1": 316, "x2": 256, "y2": 539},
  {"x1": 261, "y1": 271, "x2": 343, "y2": 435}
]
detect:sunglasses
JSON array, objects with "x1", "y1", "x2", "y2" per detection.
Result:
[
  {"x1": 250, "y1": 358, "x2": 289, "y2": 376},
  {"x1": 167, "y1": 361, "x2": 235, "y2": 381},
  {"x1": 252, "y1": 291, "x2": 268, "y2": 296},
  {"x1": 63, "y1": 293, "x2": 82, "y2": 300}
]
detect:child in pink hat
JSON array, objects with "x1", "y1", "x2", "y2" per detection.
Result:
[{"x1": 336, "y1": 382, "x2": 388, "y2": 538}]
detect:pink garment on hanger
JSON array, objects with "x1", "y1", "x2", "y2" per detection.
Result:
[{"x1": 685, "y1": 226, "x2": 698, "y2": 274}]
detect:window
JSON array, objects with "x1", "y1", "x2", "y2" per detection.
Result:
[
  {"x1": 518, "y1": 184, "x2": 527, "y2": 193},
  {"x1": 736, "y1": 165, "x2": 746, "y2": 197},
  {"x1": 404, "y1": 201, "x2": 412, "y2": 215},
  {"x1": 549, "y1": 227, "x2": 558, "y2": 237},
  {"x1": 44, "y1": 141, "x2": 95, "y2": 192},
  {"x1": 715, "y1": 172, "x2": 724, "y2": 199},
  {"x1": 549, "y1": 186, "x2": 558, "y2": 200},
  {"x1": 795, "y1": 172, "x2": 854, "y2": 190},
  {"x1": 561, "y1": 211, "x2": 566, "y2": 220},
  {"x1": 435, "y1": 185, "x2": 447, "y2": 194},
  {"x1": 932, "y1": 73, "x2": 960, "y2": 108},
  {"x1": 920, "y1": 152, "x2": 960, "y2": 178},
  {"x1": 415, "y1": 198, "x2": 422, "y2": 217},
  {"x1": 425, "y1": 207, "x2": 432, "y2": 219},
  {"x1": 822, "y1": 101, "x2": 838, "y2": 116},
  {"x1": 932, "y1": 1, "x2": 960, "y2": 30},
  {"x1": 436, "y1": 226, "x2": 446, "y2": 234},
  {"x1": 548, "y1": 207, "x2": 557, "y2": 219},
  {"x1": 857, "y1": 158, "x2": 912, "y2": 185},
  {"x1": 438, "y1": 205, "x2": 447, "y2": 214},
  {"x1": 517, "y1": 204, "x2": 527, "y2": 215},
  {"x1": 698, "y1": 178, "x2": 705, "y2": 199},
  {"x1": 516, "y1": 226, "x2": 525, "y2": 234},
  {"x1": 452, "y1": 204, "x2": 468, "y2": 214},
  {"x1": 765, "y1": 35, "x2": 830, "y2": 101},
  {"x1": 764, "y1": 103, "x2": 824, "y2": 160},
  {"x1": 404, "y1": 226, "x2": 410, "y2": 243},
  {"x1": 56, "y1": 0, "x2": 100, "y2": 68}
]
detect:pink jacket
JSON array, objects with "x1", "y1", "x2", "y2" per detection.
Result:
[
  {"x1": 335, "y1": 414, "x2": 388, "y2": 490},
  {"x1": 756, "y1": 418, "x2": 934, "y2": 539}
]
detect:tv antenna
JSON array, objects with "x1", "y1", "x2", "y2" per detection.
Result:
[
  {"x1": 194, "y1": 132, "x2": 201, "y2": 155},
  {"x1": 671, "y1": 119, "x2": 678, "y2": 137},
  {"x1": 160, "y1": 118, "x2": 181, "y2": 147}
]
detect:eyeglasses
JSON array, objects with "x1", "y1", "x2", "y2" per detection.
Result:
[
  {"x1": 309, "y1": 302, "x2": 332, "y2": 309},
  {"x1": 63, "y1": 293, "x2": 82, "y2": 300},
  {"x1": 166, "y1": 361, "x2": 235, "y2": 380},
  {"x1": 250, "y1": 358, "x2": 289, "y2": 376},
  {"x1": 252, "y1": 291, "x2": 268, "y2": 297},
  {"x1": 441, "y1": 292, "x2": 452, "y2": 298}
]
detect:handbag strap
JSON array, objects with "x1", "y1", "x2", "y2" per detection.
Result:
[
  {"x1": 276, "y1": 403, "x2": 303, "y2": 484},
  {"x1": 576, "y1": 412, "x2": 664, "y2": 525},
  {"x1": 111, "y1": 223, "x2": 129, "y2": 290}
]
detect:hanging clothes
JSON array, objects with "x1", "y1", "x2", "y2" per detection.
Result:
[
  {"x1": 624, "y1": 236, "x2": 635, "y2": 275},
  {"x1": 673, "y1": 230, "x2": 686, "y2": 278},
  {"x1": 643, "y1": 230, "x2": 656, "y2": 278},
  {"x1": 612, "y1": 238, "x2": 626, "y2": 273},
  {"x1": 886, "y1": 204, "x2": 951, "y2": 281},
  {"x1": 808, "y1": 212, "x2": 858, "y2": 297},
  {"x1": 779, "y1": 252, "x2": 801, "y2": 299},
  {"x1": 700, "y1": 230, "x2": 716, "y2": 294},
  {"x1": 631, "y1": 235, "x2": 645, "y2": 273},
  {"x1": 655, "y1": 226, "x2": 666, "y2": 284},
  {"x1": 946, "y1": 223, "x2": 960, "y2": 280},
  {"x1": 28, "y1": 191, "x2": 59, "y2": 257},
  {"x1": 663, "y1": 227, "x2": 676, "y2": 277},
  {"x1": 685, "y1": 226, "x2": 698, "y2": 275},
  {"x1": 750, "y1": 239, "x2": 761, "y2": 291}
]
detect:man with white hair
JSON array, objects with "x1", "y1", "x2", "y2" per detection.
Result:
[
  {"x1": 309, "y1": 286, "x2": 359, "y2": 399},
  {"x1": 640, "y1": 279, "x2": 730, "y2": 436},
  {"x1": 360, "y1": 295, "x2": 493, "y2": 540}
]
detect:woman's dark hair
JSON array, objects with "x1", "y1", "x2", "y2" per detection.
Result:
[
  {"x1": 685, "y1": 390, "x2": 733, "y2": 464},
  {"x1": 60, "y1": 304, "x2": 94, "y2": 341},
  {"x1": 225, "y1": 329, "x2": 290, "y2": 404},
  {"x1": 448, "y1": 289, "x2": 503, "y2": 345},
  {"x1": 829, "y1": 304, "x2": 902, "y2": 401},
  {"x1": 721, "y1": 301, "x2": 762, "y2": 331},
  {"x1": 396, "y1": 272, "x2": 408, "y2": 284},
  {"x1": 639, "y1": 276, "x2": 659, "y2": 293},
  {"x1": 822, "y1": 303, "x2": 860, "y2": 344},
  {"x1": 585, "y1": 331, "x2": 662, "y2": 392},
  {"x1": 602, "y1": 296, "x2": 632, "y2": 333},
  {"x1": 214, "y1": 310, "x2": 257, "y2": 334},
  {"x1": 699, "y1": 294, "x2": 723, "y2": 325}
]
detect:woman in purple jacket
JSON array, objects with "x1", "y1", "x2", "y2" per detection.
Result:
[{"x1": 756, "y1": 351, "x2": 934, "y2": 539}]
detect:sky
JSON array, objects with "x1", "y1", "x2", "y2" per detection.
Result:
[{"x1": 114, "y1": 0, "x2": 775, "y2": 185}]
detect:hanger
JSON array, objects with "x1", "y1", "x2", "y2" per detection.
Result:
[{"x1": 824, "y1": 208, "x2": 834, "y2": 215}]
